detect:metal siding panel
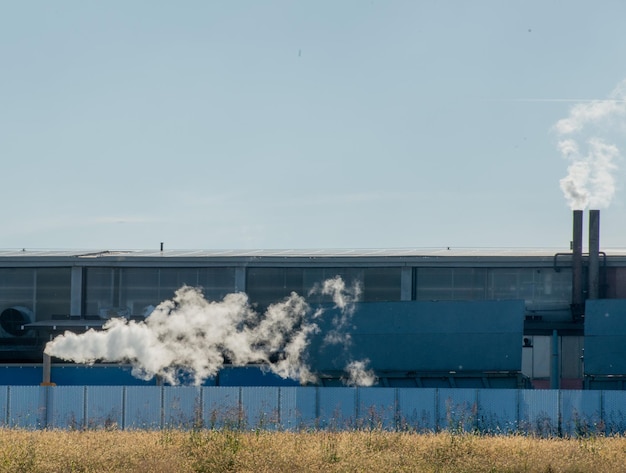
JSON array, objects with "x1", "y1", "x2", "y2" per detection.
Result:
[
  {"x1": 124, "y1": 386, "x2": 162, "y2": 429},
  {"x1": 602, "y1": 391, "x2": 626, "y2": 434},
  {"x1": 203, "y1": 387, "x2": 241, "y2": 428},
  {"x1": 163, "y1": 386, "x2": 201, "y2": 429},
  {"x1": 0, "y1": 386, "x2": 7, "y2": 426},
  {"x1": 344, "y1": 301, "x2": 524, "y2": 333},
  {"x1": 519, "y1": 390, "x2": 559, "y2": 436},
  {"x1": 477, "y1": 389, "x2": 518, "y2": 433},
  {"x1": 585, "y1": 300, "x2": 626, "y2": 375},
  {"x1": 397, "y1": 388, "x2": 436, "y2": 431},
  {"x1": 218, "y1": 366, "x2": 299, "y2": 387},
  {"x1": 357, "y1": 388, "x2": 396, "y2": 430},
  {"x1": 241, "y1": 387, "x2": 279, "y2": 429},
  {"x1": 279, "y1": 387, "x2": 317, "y2": 430},
  {"x1": 309, "y1": 300, "x2": 524, "y2": 373},
  {"x1": 584, "y1": 336, "x2": 626, "y2": 375},
  {"x1": 1, "y1": 366, "x2": 42, "y2": 385},
  {"x1": 585, "y1": 300, "x2": 626, "y2": 334},
  {"x1": 438, "y1": 388, "x2": 478, "y2": 432},
  {"x1": 560, "y1": 390, "x2": 602, "y2": 436},
  {"x1": 9, "y1": 386, "x2": 45, "y2": 429},
  {"x1": 85, "y1": 386, "x2": 124, "y2": 429},
  {"x1": 49, "y1": 386, "x2": 85, "y2": 429},
  {"x1": 51, "y1": 365, "x2": 153, "y2": 386},
  {"x1": 318, "y1": 387, "x2": 356, "y2": 429}
]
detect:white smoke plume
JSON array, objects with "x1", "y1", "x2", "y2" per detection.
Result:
[
  {"x1": 343, "y1": 360, "x2": 377, "y2": 387},
  {"x1": 45, "y1": 277, "x2": 376, "y2": 386},
  {"x1": 310, "y1": 276, "x2": 361, "y2": 346},
  {"x1": 308, "y1": 276, "x2": 375, "y2": 385},
  {"x1": 555, "y1": 79, "x2": 626, "y2": 209}
]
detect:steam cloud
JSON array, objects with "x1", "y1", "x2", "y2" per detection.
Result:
[
  {"x1": 555, "y1": 79, "x2": 626, "y2": 209},
  {"x1": 44, "y1": 277, "x2": 376, "y2": 387}
]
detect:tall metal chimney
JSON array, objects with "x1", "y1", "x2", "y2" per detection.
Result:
[
  {"x1": 588, "y1": 209, "x2": 600, "y2": 299},
  {"x1": 571, "y1": 210, "x2": 584, "y2": 318}
]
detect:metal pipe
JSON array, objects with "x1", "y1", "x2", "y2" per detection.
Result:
[
  {"x1": 571, "y1": 210, "x2": 584, "y2": 317},
  {"x1": 41, "y1": 352, "x2": 54, "y2": 386},
  {"x1": 588, "y1": 209, "x2": 600, "y2": 299},
  {"x1": 551, "y1": 329, "x2": 559, "y2": 390}
]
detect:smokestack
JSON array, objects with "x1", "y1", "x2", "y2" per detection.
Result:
[
  {"x1": 571, "y1": 210, "x2": 584, "y2": 318},
  {"x1": 588, "y1": 209, "x2": 600, "y2": 299},
  {"x1": 41, "y1": 352, "x2": 55, "y2": 386}
]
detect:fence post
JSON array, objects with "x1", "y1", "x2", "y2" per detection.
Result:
[
  {"x1": 434, "y1": 388, "x2": 439, "y2": 431},
  {"x1": 600, "y1": 390, "x2": 605, "y2": 434},
  {"x1": 557, "y1": 389, "x2": 562, "y2": 437},
  {"x1": 516, "y1": 389, "x2": 521, "y2": 431},
  {"x1": 160, "y1": 385, "x2": 165, "y2": 430},
  {"x1": 121, "y1": 386, "x2": 126, "y2": 430},
  {"x1": 4, "y1": 386, "x2": 8, "y2": 426},
  {"x1": 551, "y1": 330, "x2": 560, "y2": 390},
  {"x1": 42, "y1": 385, "x2": 50, "y2": 429}
]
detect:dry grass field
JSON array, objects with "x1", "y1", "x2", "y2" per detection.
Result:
[{"x1": 2, "y1": 428, "x2": 626, "y2": 472}]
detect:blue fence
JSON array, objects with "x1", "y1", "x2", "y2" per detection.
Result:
[{"x1": 0, "y1": 386, "x2": 623, "y2": 436}]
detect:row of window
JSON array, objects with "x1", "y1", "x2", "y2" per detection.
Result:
[{"x1": 0, "y1": 266, "x2": 575, "y2": 321}]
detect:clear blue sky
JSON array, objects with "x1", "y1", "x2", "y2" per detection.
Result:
[{"x1": 2, "y1": 1, "x2": 626, "y2": 250}]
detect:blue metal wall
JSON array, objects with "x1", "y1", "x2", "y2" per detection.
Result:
[
  {"x1": 584, "y1": 299, "x2": 626, "y2": 375},
  {"x1": 1, "y1": 385, "x2": 621, "y2": 435},
  {"x1": 308, "y1": 300, "x2": 525, "y2": 372},
  {"x1": 0, "y1": 365, "x2": 300, "y2": 387}
]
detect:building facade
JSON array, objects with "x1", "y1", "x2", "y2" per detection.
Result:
[{"x1": 2, "y1": 246, "x2": 626, "y2": 388}]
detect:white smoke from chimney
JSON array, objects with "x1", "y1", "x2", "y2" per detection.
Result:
[
  {"x1": 45, "y1": 277, "x2": 376, "y2": 386},
  {"x1": 555, "y1": 79, "x2": 626, "y2": 209},
  {"x1": 343, "y1": 360, "x2": 377, "y2": 387},
  {"x1": 311, "y1": 276, "x2": 361, "y2": 346},
  {"x1": 309, "y1": 276, "x2": 375, "y2": 385}
]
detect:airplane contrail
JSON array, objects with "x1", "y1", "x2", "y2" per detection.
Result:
[{"x1": 509, "y1": 98, "x2": 626, "y2": 103}]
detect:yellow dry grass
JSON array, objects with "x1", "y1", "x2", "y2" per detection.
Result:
[{"x1": 1, "y1": 428, "x2": 625, "y2": 472}]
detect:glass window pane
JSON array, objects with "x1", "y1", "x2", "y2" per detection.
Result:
[
  {"x1": 0, "y1": 268, "x2": 34, "y2": 310},
  {"x1": 198, "y1": 268, "x2": 236, "y2": 301},
  {"x1": 88, "y1": 267, "x2": 238, "y2": 317},
  {"x1": 35, "y1": 268, "x2": 71, "y2": 321},
  {"x1": 120, "y1": 268, "x2": 160, "y2": 316},
  {"x1": 415, "y1": 268, "x2": 454, "y2": 300},
  {"x1": 84, "y1": 268, "x2": 116, "y2": 316},
  {"x1": 246, "y1": 268, "x2": 304, "y2": 309},
  {"x1": 363, "y1": 268, "x2": 401, "y2": 302},
  {"x1": 158, "y1": 268, "x2": 198, "y2": 301}
]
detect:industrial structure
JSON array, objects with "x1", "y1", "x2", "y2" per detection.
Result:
[{"x1": 2, "y1": 210, "x2": 626, "y2": 389}]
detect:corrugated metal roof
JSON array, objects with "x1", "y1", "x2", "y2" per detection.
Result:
[{"x1": 2, "y1": 247, "x2": 626, "y2": 262}]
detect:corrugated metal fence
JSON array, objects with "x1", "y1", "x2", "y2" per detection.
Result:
[{"x1": 1, "y1": 386, "x2": 624, "y2": 436}]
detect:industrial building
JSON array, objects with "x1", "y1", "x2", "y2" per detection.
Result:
[{"x1": 1, "y1": 210, "x2": 626, "y2": 389}]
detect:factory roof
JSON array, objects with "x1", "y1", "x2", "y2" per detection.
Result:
[
  {"x1": 1, "y1": 247, "x2": 626, "y2": 268},
  {"x1": 2, "y1": 247, "x2": 626, "y2": 258}
]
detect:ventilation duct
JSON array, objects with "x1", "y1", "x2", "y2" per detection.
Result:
[{"x1": 0, "y1": 306, "x2": 33, "y2": 337}]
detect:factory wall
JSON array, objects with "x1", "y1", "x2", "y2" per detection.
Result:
[
  {"x1": 0, "y1": 264, "x2": 573, "y2": 320},
  {"x1": 584, "y1": 299, "x2": 626, "y2": 376},
  {"x1": 307, "y1": 299, "x2": 525, "y2": 373},
  {"x1": 0, "y1": 259, "x2": 590, "y2": 389}
]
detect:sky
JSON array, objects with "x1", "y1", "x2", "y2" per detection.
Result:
[{"x1": 2, "y1": 1, "x2": 626, "y2": 251}]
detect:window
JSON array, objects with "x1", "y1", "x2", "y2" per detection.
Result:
[
  {"x1": 415, "y1": 268, "x2": 486, "y2": 301},
  {"x1": 84, "y1": 267, "x2": 237, "y2": 316},
  {"x1": 246, "y1": 267, "x2": 401, "y2": 309},
  {"x1": 415, "y1": 267, "x2": 571, "y2": 304}
]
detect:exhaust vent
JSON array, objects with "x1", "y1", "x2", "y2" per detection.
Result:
[
  {"x1": 0, "y1": 306, "x2": 33, "y2": 337},
  {"x1": 571, "y1": 210, "x2": 584, "y2": 318}
]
